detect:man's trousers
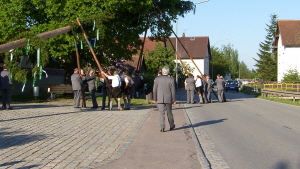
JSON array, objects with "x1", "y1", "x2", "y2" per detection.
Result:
[{"x1": 157, "y1": 103, "x2": 175, "y2": 129}]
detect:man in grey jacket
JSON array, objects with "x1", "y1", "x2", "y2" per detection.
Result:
[
  {"x1": 71, "y1": 68, "x2": 83, "y2": 108},
  {"x1": 86, "y1": 69, "x2": 98, "y2": 108},
  {"x1": 215, "y1": 74, "x2": 225, "y2": 102},
  {"x1": 153, "y1": 66, "x2": 176, "y2": 132},
  {"x1": 0, "y1": 64, "x2": 12, "y2": 110},
  {"x1": 185, "y1": 73, "x2": 195, "y2": 104}
]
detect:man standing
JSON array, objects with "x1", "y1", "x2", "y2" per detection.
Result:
[
  {"x1": 220, "y1": 75, "x2": 227, "y2": 102},
  {"x1": 202, "y1": 74, "x2": 208, "y2": 103},
  {"x1": 195, "y1": 75, "x2": 202, "y2": 103},
  {"x1": 123, "y1": 71, "x2": 133, "y2": 110},
  {"x1": 101, "y1": 70, "x2": 122, "y2": 111},
  {"x1": 215, "y1": 74, "x2": 225, "y2": 103},
  {"x1": 86, "y1": 69, "x2": 98, "y2": 108},
  {"x1": 206, "y1": 75, "x2": 212, "y2": 103},
  {"x1": 184, "y1": 73, "x2": 195, "y2": 104},
  {"x1": 0, "y1": 64, "x2": 12, "y2": 110},
  {"x1": 99, "y1": 70, "x2": 110, "y2": 110},
  {"x1": 153, "y1": 66, "x2": 176, "y2": 132},
  {"x1": 71, "y1": 68, "x2": 83, "y2": 108}
]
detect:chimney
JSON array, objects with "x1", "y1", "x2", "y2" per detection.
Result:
[{"x1": 182, "y1": 32, "x2": 185, "y2": 38}]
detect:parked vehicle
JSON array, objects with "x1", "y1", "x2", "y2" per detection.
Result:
[{"x1": 225, "y1": 80, "x2": 240, "y2": 92}]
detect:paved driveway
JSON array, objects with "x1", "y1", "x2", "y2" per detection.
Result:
[{"x1": 0, "y1": 101, "x2": 151, "y2": 169}]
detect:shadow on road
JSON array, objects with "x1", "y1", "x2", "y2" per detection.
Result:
[{"x1": 0, "y1": 127, "x2": 48, "y2": 150}]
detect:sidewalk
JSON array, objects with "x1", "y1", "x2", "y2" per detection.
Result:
[
  {"x1": 0, "y1": 89, "x2": 203, "y2": 169},
  {"x1": 98, "y1": 104, "x2": 202, "y2": 169}
]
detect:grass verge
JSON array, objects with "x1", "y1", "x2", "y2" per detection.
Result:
[
  {"x1": 10, "y1": 93, "x2": 154, "y2": 107},
  {"x1": 258, "y1": 95, "x2": 300, "y2": 106}
]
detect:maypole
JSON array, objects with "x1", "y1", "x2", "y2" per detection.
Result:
[
  {"x1": 153, "y1": 4, "x2": 203, "y2": 76},
  {"x1": 136, "y1": 15, "x2": 150, "y2": 72},
  {"x1": 0, "y1": 26, "x2": 71, "y2": 54},
  {"x1": 152, "y1": 5, "x2": 189, "y2": 75}
]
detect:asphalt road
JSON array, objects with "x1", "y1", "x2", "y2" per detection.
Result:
[{"x1": 185, "y1": 90, "x2": 300, "y2": 169}]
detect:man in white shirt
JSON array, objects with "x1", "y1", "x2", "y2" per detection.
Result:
[
  {"x1": 195, "y1": 75, "x2": 203, "y2": 104},
  {"x1": 101, "y1": 70, "x2": 123, "y2": 111}
]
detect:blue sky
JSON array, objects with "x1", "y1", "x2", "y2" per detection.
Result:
[{"x1": 171, "y1": 0, "x2": 300, "y2": 70}]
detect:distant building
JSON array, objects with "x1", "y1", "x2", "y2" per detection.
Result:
[
  {"x1": 167, "y1": 36, "x2": 211, "y2": 78},
  {"x1": 274, "y1": 20, "x2": 300, "y2": 82}
]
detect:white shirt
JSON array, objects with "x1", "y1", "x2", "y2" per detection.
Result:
[
  {"x1": 195, "y1": 78, "x2": 202, "y2": 87},
  {"x1": 108, "y1": 75, "x2": 121, "y2": 87},
  {"x1": 125, "y1": 76, "x2": 134, "y2": 85}
]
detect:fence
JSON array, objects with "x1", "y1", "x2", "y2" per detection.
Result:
[
  {"x1": 261, "y1": 89, "x2": 300, "y2": 102},
  {"x1": 244, "y1": 82, "x2": 300, "y2": 92}
]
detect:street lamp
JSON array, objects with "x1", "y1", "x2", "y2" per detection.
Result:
[
  {"x1": 176, "y1": 18, "x2": 178, "y2": 90},
  {"x1": 174, "y1": 0, "x2": 210, "y2": 89},
  {"x1": 195, "y1": 0, "x2": 210, "y2": 4}
]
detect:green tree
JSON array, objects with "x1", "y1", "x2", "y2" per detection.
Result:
[
  {"x1": 145, "y1": 43, "x2": 176, "y2": 76},
  {"x1": 254, "y1": 14, "x2": 278, "y2": 81},
  {"x1": 221, "y1": 44, "x2": 239, "y2": 78},
  {"x1": 0, "y1": 0, "x2": 194, "y2": 83},
  {"x1": 282, "y1": 69, "x2": 300, "y2": 82},
  {"x1": 210, "y1": 46, "x2": 230, "y2": 79},
  {"x1": 238, "y1": 61, "x2": 256, "y2": 79}
]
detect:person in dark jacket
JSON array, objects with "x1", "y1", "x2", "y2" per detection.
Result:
[
  {"x1": 206, "y1": 75, "x2": 212, "y2": 103},
  {"x1": 0, "y1": 64, "x2": 12, "y2": 110},
  {"x1": 86, "y1": 69, "x2": 98, "y2": 108}
]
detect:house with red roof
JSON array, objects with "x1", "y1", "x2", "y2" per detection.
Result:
[
  {"x1": 124, "y1": 36, "x2": 211, "y2": 79},
  {"x1": 274, "y1": 20, "x2": 300, "y2": 82},
  {"x1": 167, "y1": 36, "x2": 211, "y2": 77}
]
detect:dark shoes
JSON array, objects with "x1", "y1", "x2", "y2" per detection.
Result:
[
  {"x1": 160, "y1": 128, "x2": 165, "y2": 132},
  {"x1": 124, "y1": 108, "x2": 130, "y2": 110},
  {"x1": 170, "y1": 125, "x2": 176, "y2": 131},
  {"x1": 91, "y1": 106, "x2": 98, "y2": 109}
]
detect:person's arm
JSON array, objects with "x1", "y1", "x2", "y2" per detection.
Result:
[
  {"x1": 153, "y1": 77, "x2": 158, "y2": 103},
  {"x1": 85, "y1": 75, "x2": 95, "y2": 82},
  {"x1": 171, "y1": 80, "x2": 176, "y2": 105}
]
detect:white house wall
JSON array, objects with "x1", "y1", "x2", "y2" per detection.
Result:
[
  {"x1": 180, "y1": 58, "x2": 209, "y2": 78},
  {"x1": 277, "y1": 35, "x2": 300, "y2": 82}
]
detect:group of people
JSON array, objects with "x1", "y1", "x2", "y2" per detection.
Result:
[
  {"x1": 71, "y1": 68, "x2": 98, "y2": 109},
  {"x1": 185, "y1": 73, "x2": 226, "y2": 103},
  {"x1": 71, "y1": 68, "x2": 144, "y2": 111},
  {"x1": 185, "y1": 73, "x2": 213, "y2": 104}
]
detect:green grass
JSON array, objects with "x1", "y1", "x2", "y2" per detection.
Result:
[
  {"x1": 95, "y1": 96, "x2": 154, "y2": 107},
  {"x1": 258, "y1": 95, "x2": 300, "y2": 106},
  {"x1": 10, "y1": 93, "x2": 154, "y2": 107}
]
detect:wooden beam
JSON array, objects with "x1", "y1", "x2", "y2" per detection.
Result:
[{"x1": 0, "y1": 26, "x2": 71, "y2": 53}]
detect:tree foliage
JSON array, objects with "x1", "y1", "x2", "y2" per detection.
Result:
[
  {"x1": 282, "y1": 69, "x2": 300, "y2": 82},
  {"x1": 211, "y1": 45, "x2": 254, "y2": 80},
  {"x1": 145, "y1": 43, "x2": 176, "y2": 76},
  {"x1": 254, "y1": 14, "x2": 278, "y2": 81},
  {"x1": 0, "y1": 0, "x2": 194, "y2": 83},
  {"x1": 210, "y1": 46, "x2": 229, "y2": 79}
]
